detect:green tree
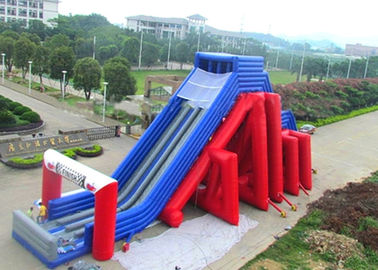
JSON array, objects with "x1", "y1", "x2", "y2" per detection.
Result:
[
  {"x1": 32, "y1": 45, "x2": 50, "y2": 91},
  {"x1": 73, "y1": 57, "x2": 101, "y2": 100},
  {"x1": 0, "y1": 36, "x2": 15, "y2": 72},
  {"x1": 14, "y1": 37, "x2": 36, "y2": 79},
  {"x1": 103, "y1": 57, "x2": 136, "y2": 101},
  {"x1": 74, "y1": 37, "x2": 93, "y2": 59},
  {"x1": 49, "y1": 46, "x2": 76, "y2": 94},
  {"x1": 175, "y1": 42, "x2": 189, "y2": 69},
  {"x1": 120, "y1": 37, "x2": 139, "y2": 64},
  {"x1": 1, "y1": 30, "x2": 20, "y2": 40},
  {"x1": 142, "y1": 42, "x2": 159, "y2": 66},
  {"x1": 45, "y1": 34, "x2": 71, "y2": 51},
  {"x1": 27, "y1": 20, "x2": 48, "y2": 40},
  {"x1": 97, "y1": 44, "x2": 119, "y2": 65}
]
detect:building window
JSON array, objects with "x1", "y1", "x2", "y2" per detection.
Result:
[
  {"x1": 39, "y1": 2, "x2": 43, "y2": 9},
  {"x1": 19, "y1": 0, "x2": 27, "y2": 6},
  {"x1": 18, "y1": 8, "x2": 27, "y2": 17},
  {"x1": 0, "y1": 16, "x2": 4, "y2": 21},
  {"x1": 0, "y1": 0, "x2": 5, "y2": 4},
  {"x1": 7, "y1": 0, "x2": 17, "y2": 5},
  {"x1": 29, "y1": 9, "x2": 37, "y2": 18},
  {"x1": 7, "y1": 7, "x2": 16, "y2": 15},
  {"x1": 39, "y1": 11, "x2": 43, "y2": 18},
  {"x1": 0, "y1": 7, "x2": 4, "y2": 15},
  {"x1": 29, "y1": 1, "x2": 38, "y2": 8}
]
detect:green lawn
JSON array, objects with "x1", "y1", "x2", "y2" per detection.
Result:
[{"x1": 131, "y1": 70, "x2": 301, "y2": 95}]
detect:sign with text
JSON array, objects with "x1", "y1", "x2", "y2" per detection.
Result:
[{"x1": 0, "y1": 133, "x2": 89, "y2": 159}]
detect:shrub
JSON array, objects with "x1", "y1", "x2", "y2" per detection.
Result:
[
  {"x1": 336, "y1": 90, "x2": 348, "y2": 99},
  {"x1": 20, "y1": 111, "x2": 41, "y2": 123},
  {"x1": 0, "y1": 99, "x2": 9, "y2": 111},
  {"x1": 8, "y1": 101, "x2": 22, "y2": 111},
  {"x1": 13, "y1": 105, "x2": 31, "y2": 115},
  {"x1": 61, "y1": 148, "x2": 77, "y2": 159},
  {"x1": 0, "y1": 110, "x2": 16, "y2": 124},
  {"x1": 305, "y1": 91, "x2": 320, "y2": 99},
  {"x1": 330, "y1": 105, "x2": 344, "y2": 115},
  {"x1": 75, "y1": 144, "x2": 103, "y2": 157}
]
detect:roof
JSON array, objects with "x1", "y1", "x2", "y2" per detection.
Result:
[
  {"x1": 206, "y1": 25, "x2": 247, "y2": 39},
  {"x1": 127, "y1": 15, "x2": 188, "y2": 25},
  {"x1": 187, "y1": 14, "x2": 207, "y2": 21}
]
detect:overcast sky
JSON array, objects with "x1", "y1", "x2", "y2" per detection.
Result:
[{"x1": 59, "y1": 0, "x2": 378, "y2": 47}]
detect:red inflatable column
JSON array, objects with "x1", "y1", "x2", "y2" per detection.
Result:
[
  {"x1": 92, "y1": 181, "x2": 118, "y2": 261},
  {"x1": 264, "y1": 93, "x2": 284, "y2": 203},
  {"x1": 42, "y1": 162, "x2": 62, "y2": 208},
  {"x1": 282, "y1": 131, "x2": 300, "y2": 196}
]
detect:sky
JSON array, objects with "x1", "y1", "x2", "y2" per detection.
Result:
[{"x1": 59, "y1": 0, "x2": 378, "y2": 47}]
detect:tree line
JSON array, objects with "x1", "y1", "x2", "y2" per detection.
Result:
[{"x1": 0, "y1": 14, "x2": 376, "y2": 101}]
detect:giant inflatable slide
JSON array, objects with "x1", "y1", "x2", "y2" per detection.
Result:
[{"x1": 12, "y1": 52, "x2": 311, "y2": 268}]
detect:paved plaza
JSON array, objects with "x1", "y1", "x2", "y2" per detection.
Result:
[{"x1": 0, "y1": 85, "x2": 378, "y2": 269}]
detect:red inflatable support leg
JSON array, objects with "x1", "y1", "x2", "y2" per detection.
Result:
[
  {"x1": 282, "y1": 130, "x2": 300, "y2": 196},
  {"x1": 42, "y1": 162, "x2": 62, "y2": 210},
  {"x1": 92, "y1": 181, "x2": 118, "y2": 261}
]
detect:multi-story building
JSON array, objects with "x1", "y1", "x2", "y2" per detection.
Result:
[
  {"x1": 345, "y1": 43, "x2": 378, "y2": 57},
  {"x1": 0, "y1": 0, "x2": 58, "y2": 27},
  {"x1": 126, "y1": 14, "x2": 247, "y2": 48}
]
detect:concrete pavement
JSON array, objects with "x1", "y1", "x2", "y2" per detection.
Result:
[{"x1": 1, "y1": 84, "x2": 378, "y2": 269}]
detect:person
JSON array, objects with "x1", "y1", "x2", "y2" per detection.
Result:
[
  {"x1": 37, "y1": 202, "x2": 47, "y2": 224},
  {"x1": 27, "y1": 206, "x2": 34, "y2": 221}
]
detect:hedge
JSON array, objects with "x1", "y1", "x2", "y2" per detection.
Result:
[
  {"x1": 8, "y1": 101, "x2": 22, "y2": 111},
  {"x1": 0, "y1": 110, "x2": 16, "y2": 124},
  {"x1": 20, "y1": 111, "x2": 41, "y2": 123},
  {"x1": 75, "y1": 145, "x2": 103, "y2": 157},
  {"x1": 13, "y1": 106, "x2": 32, "y2": 115}
]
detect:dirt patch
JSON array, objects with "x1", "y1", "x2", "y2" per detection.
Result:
[
  {"x1": 308, "y1": 181, "x2": 378, "y2": 251},
  {"x1": 305, "y1": 230, "x2": 363, "y2": 266}
]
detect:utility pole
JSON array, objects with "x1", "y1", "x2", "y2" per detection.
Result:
[
  {"x1": 299, "y1": 44, "x2": 306, "y2": 82},
  {"x1": 347, "y1": 57, "x2": 352, "y2": 78},
  {"x1": 289, "y1": 49, "x2": 294, "y2": 70},
  {"x1": 138, "y1": 31, "x2": 143, "y2": 70},
  {"x1": 197, "y1": 29, "x2": 201, "y2": 52},
  {"x1": 93, "y1": 36, "x2": 96, "y2": 59},
  {"x1": 275, "y1": 50, "x2": 280, "y2": 69},
  {"x1": 167, "y1": 32, "x2": 172, "y2": 69},
  {"x1": 326, "y1": 57, "x2": 331, "y2": 80},
  {"x1": 363, "y1": 56, "x2": 369, "y2": 78}
]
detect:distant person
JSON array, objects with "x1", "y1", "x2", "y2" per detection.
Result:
[
  {"x1": 27, "y1": 206, "x2": 34, "y2": 221},
  {"x1": 37, "y1": 202, "x2": 47, "y2": 224}
]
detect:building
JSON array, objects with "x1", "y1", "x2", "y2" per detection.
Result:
[
  {"x1": 0, "y1": 0, "x2": 59, "y2": 27},
  {"x1": 345, "y1": 43, "x2": 378, "y2": 57},
  {"x1": 126, "y1": 14, "x2": 247, "y2": 47}
]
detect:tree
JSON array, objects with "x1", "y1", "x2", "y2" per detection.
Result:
[
  {"x1": 97, "y1": 44, "x2": 119, "y2": 65},
  {"x1": 32, "y1": 45, "x2": 50, "y2": 91},
  {"x1": 27, "y1": 20, "x2": 48, "y2": 40},
  {"x1": 0, "y1": 36, "x2": 15, "y2": 72},
  {"x1": 142, "y1": 42, "x2": 159, "y2": 66},
  {"x1": 103, "y1": 57, "x2": 136, "y2": 102},
  {"x1": 175, "y1": 42, "x2": 189, "y2": 69},
  {"x1": 73, "y1": 57, "x2": 101, "y2": 100},
  {"x1": 14, "y1": 37, "x2": 36, "y2": 79},
  {"x1": 49, "y1": 46, "x2": 76, "y2": 94},
  {"x1": 120, "y1": 37, "x2": 139, "y2": 64},
  {"x1": 45, "y1": 34, "x2": 71, "y2": 51},
  {"x1": 74, "y1": 37, "x2": 93, "y2": 59}
]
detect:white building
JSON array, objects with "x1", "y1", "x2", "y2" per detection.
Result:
[{"x1": 0, "y1": 0, "x2": 58, "y2": 27}]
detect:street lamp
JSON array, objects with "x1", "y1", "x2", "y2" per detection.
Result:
[
  {"x1": 346, "y1": 57, "x2": 352, "y2": 79},
  {"x1": 138, "y1": 31, "x2": 143, "y2": 70},
  {"x1": 1, "y1": 53, "x2": 5, "y2": 84},
  {"x1": 102, "y1": 82, "x2": 108, "y2": 123},
  {"x1": 62, "y1": 70, "x2": 67, "y2": 101},
  {"x1": 299, "y1": 44, "x2": 306, "y2": 82},
  {"x1": 28, "y1": 60, "x2": 32, "y2": 95}
]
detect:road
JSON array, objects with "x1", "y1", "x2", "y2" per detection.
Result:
[{"x1": 1, "y1": 85, "x2": 378, "y2": 269}]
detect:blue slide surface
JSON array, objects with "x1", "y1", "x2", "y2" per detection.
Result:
[{"x1": 12, "y1": 53, "x2": 297, "y2": 268}]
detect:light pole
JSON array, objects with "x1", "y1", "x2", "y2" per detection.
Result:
[
  {"x1": 167, "y1": 31, "x2": 172, "y2": 69},
  {"x1": 102, "y1": 82, "x2": 108, "y2": 123},
  {"x1": 299, "y1": 44, "x2": 306, "y2": 82},
  {"x1": 346, "y1": 57, "x2": 352, "y2": 79},
  {"x1": 28, "y1": 61, "x2": 32, "y2": 95},
  {"x1": 197, "y1": 29, "x2": 201, "y2": 52},
  {"x1": 326, "y1": 57, "x2": 331, "y2": 81},
  {"x1": 62, "y1": 70, "x2": 67, "y2": 101},
  {"x1": 1, "y1": 53, "x2": 5, "y2": 84},
  {"x1": 275, "y1": 49, "x2": 280, "y2": 69},
  {"x1": 363, "y1": 56, "x2": 369, "y2": 78},
  {"x1": 138, "y1": 31, "x2": 143, "y2": 70}
]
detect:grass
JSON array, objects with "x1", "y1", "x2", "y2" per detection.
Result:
[
  {"x1": 57, "y1": 95, "x2": 87, "y2": 106},
  {"x1": 241, "y1": 172, "x2": 378, "y2": 270},
  {"x1": 240, "y1": 210, "x2": 326, "y2": 270},
  {"x1": 130, "y1": 70, "x2": 304, "y2": 95},
  {"x1": 131, "y1": 69, "x2": 190, "y2": 95}
]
